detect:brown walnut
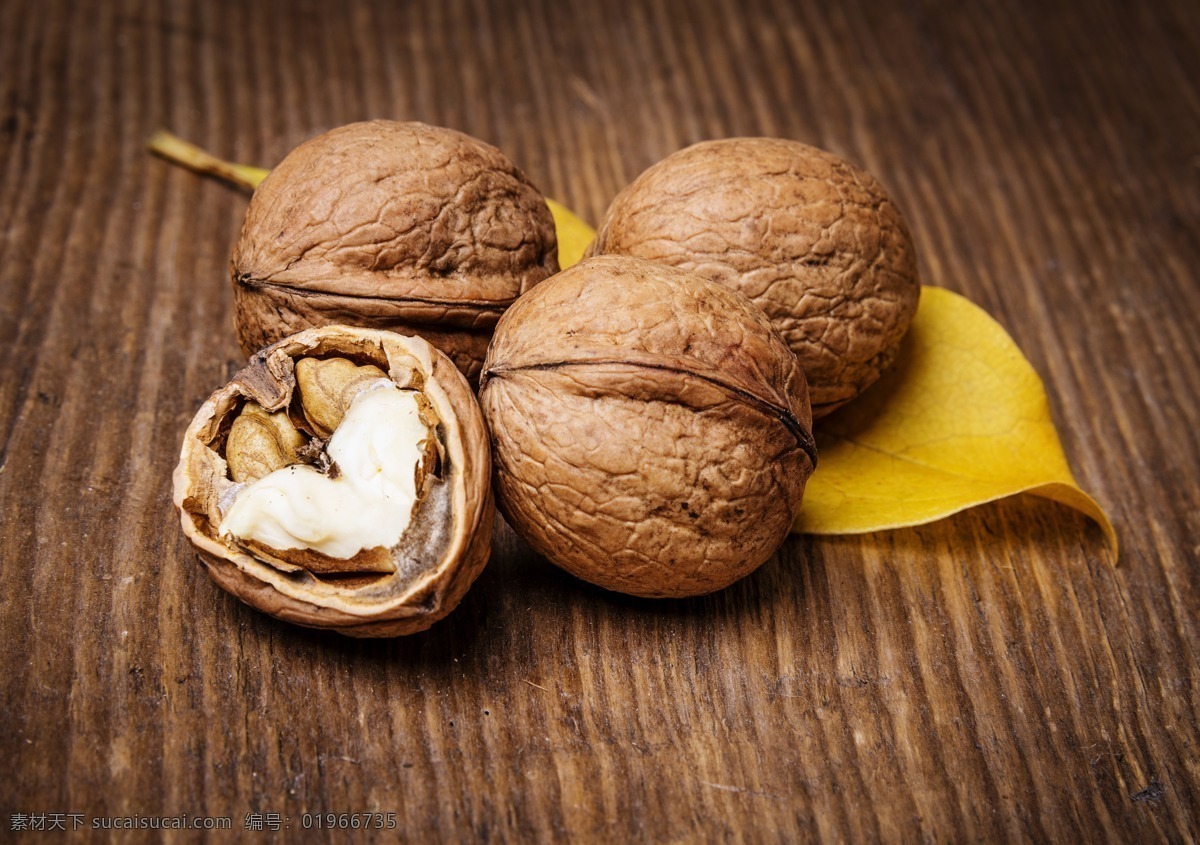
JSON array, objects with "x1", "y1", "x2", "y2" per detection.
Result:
[
  {"x1": 479, "y1": 255, "x2": 817, "y2": 599},
  {"x1": 173, "y1": 326, "x2": 493, "y2": 637},
  {"x1": 588, "y1": 137, "x2": 921, "y2": 417},
  {"x1": 231, "y1": 120, "x2": 559, "y2": 383}
]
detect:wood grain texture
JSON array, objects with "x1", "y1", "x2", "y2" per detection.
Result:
[{"x1": 1, "y1": 0, "x2": 1197, "y2": 841}]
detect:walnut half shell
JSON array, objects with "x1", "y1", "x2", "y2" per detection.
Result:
[
  {"x1": 172, "y1": 326, "x2": 493, "y2": 637},
  {"x1": 231, "y1": 121, "x2": 559, "y2": 384},
  {"x1": 588, "y1": 137, "x2": 921, "y2": 417},
  {"x1": 479, "y1": 255, "x2": 817, "y2": 599}
]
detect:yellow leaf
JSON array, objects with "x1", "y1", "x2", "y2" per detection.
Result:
[
  {"x1": 545, "y1": 198, "x2": 594, "y2": 269},
  {"x1": 793, "y1": 286, "x2": 1116, "y2": 550}
]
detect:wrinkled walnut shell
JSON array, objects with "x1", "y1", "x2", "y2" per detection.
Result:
[
  {"x1": 588, "y1": 137, "x2": 921, "y2": 416},
  {"x1": 172, "y1": 326, "x2": 493, "y2": 637},
  {"x1": 231, "y1": 121, "x2": 559, "y2": 384},
  {"x1": 479, "y1": 255, "x2": 817, "y2": 598}
]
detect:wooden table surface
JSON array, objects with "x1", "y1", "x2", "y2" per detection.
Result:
[{"x1": 2, "y1": 0, "x2": 1197, "y2": 841}]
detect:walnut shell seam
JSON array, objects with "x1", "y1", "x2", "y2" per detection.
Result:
[{"x1": 482, "y1": 359, "x2": 817, "y2": 468}]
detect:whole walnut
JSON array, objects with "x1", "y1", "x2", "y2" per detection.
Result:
[
  {"x1": 478, "y1": 255, "x2": 817, "y2": 598},
  {"x1": 588, "y1": 137, "x2": 920, "y2": 417},
  {"x1": 173, "y1": 326, "x2": 493, "y2": 637},
  {"x1": 231, "y1": 121, "x2": 559, "y2": 383}
]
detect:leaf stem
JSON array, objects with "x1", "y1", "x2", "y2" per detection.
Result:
[{"x1": 146, "y1": 129, "x2": 269, "y2": 191}]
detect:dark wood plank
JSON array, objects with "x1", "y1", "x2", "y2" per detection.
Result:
[{"x1": 1, "y1": 0, "x2": 1197, "y2": 840}]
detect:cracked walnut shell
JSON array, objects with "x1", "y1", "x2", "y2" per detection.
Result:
[
  {"x1": 588, "y1": 137, "x2": 921, "y2": 417},
  {"x1": 479, "y1": 255, "x2": 817, "y2": 598},
  {"x1": 172, "y1": 326, "x2": 493, "y2": 637},
  {"x1": 231, "y1": 120, "x2": 559, "y2": 384}
]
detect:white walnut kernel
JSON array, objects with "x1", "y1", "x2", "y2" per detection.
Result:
[{"x1": 218, "y1": 384, "x2": 432, "y2": 568}]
